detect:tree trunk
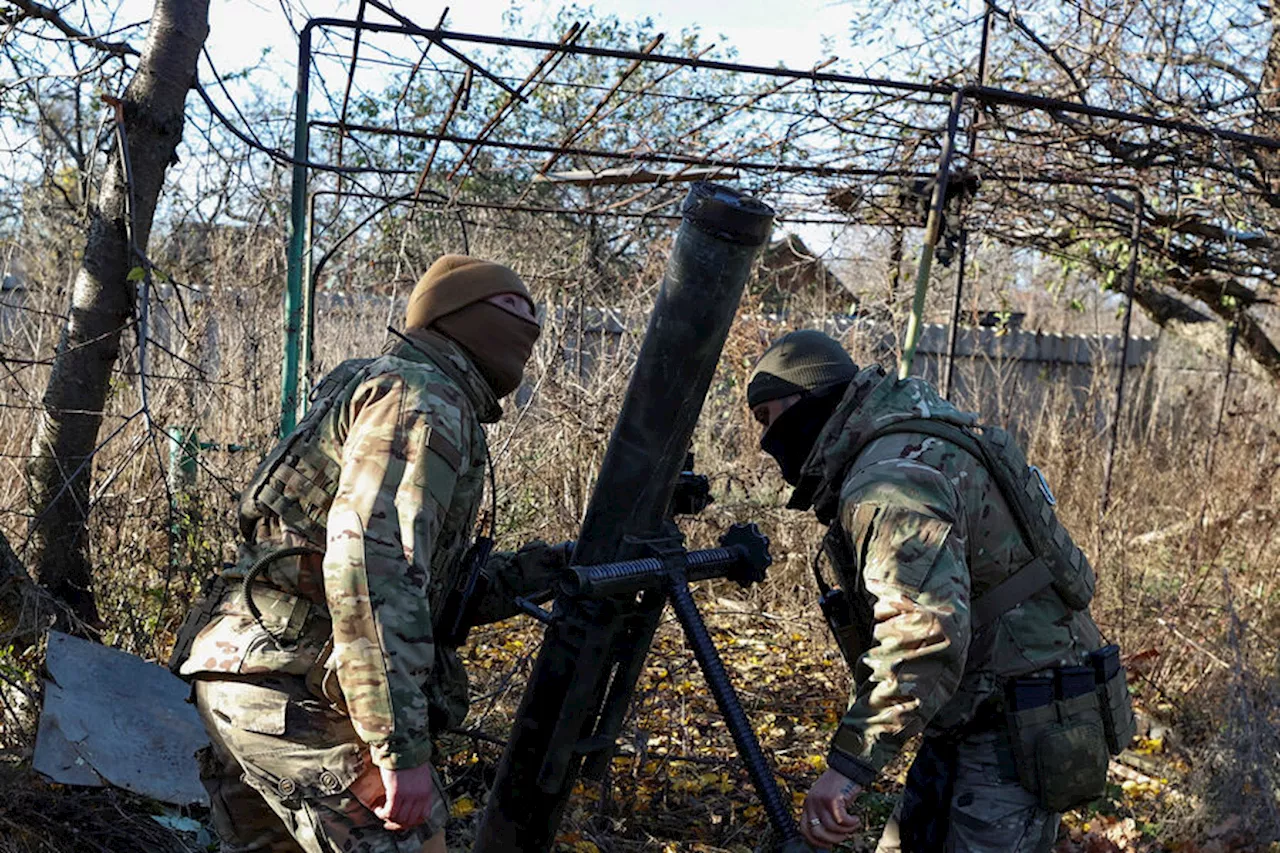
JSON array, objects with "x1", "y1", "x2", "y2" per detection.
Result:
[
  {"x1": 23, "y1": 0, "x2": 210, "y2": 628},
  {"x1": 1263, "y1": 4, "x2": 1280, "y2": 117}
]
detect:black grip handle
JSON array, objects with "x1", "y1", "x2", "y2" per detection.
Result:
[{"x1": 561, "y1": 523, "x2": 771, "y2": 598}]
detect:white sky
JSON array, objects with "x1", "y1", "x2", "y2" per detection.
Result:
[
  {"x1": 200, "y1": 0, "x2": 859, "y2": 81},
  {"x1": 89, "y1": 0, "x2": 905, "y2": 262}
]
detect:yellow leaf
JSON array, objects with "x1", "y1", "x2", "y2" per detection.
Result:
[{"x1": 450, "y1": 796, "x2": 476, "y2": 818}]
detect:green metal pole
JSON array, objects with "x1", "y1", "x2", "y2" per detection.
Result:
[
  {"x1": 281, "y1": 23, "x2": 314, "y2": 436},
  {"x1": 899, "y1": 90, "x2": 965, "y2": 381},
  {"x1": 302, "y1": 190, "x2": 317, "y2": 409}
]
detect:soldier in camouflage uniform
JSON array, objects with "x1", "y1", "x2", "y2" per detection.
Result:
[
  {"x1": 746, "y1": 330, "x2": 1110, "y2": 852},
  {"x1": 172, "y1": 255, "x2": 570, "y2": 853}
]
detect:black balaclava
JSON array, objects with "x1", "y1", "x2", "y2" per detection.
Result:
[{"x1": 760, "y1": 383, "x2": 849, "y2": 485}]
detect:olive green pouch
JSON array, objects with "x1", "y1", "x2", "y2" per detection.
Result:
[
  {"x1": 1007, "y1": 688, "x2": 1110, "y2": 812},
  {"x1": 1098, "y1": 667, "x2": 1137, "y2": 754}
]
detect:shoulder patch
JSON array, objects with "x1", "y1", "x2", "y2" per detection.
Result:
[{"x1": 423, "y1": 426, "x2": 462, "y2": 509}]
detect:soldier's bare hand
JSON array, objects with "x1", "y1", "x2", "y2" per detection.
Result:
[
  {"x1": 801, "y1": 769, "x2": 862, "y2": 849},
  {"x1": 364, "y1": 763, "x2": 437, "y2": 831}
]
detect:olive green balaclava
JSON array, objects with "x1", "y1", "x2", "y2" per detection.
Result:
[
  {"x1": 746, "y1": 329, "x2": 858, "y2": 408},
  {"x1": 405, "y1": 254, "x2": 540, "y2": 397},
  {"x1": 748, "y1": 330, "x2": 859, "y2": 485}
]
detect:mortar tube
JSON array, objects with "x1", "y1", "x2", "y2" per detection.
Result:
[{"x1": 472, "y1": 183, "x2": 774, "y2": 852}]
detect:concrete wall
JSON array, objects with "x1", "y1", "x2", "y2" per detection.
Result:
[{"x1": 856, "y1": 320, "x2": 1157, "y2": 432}]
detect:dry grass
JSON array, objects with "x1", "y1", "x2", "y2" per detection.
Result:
[
  {"x1": 1, "y1": 222, "x2": 1277, "y2": 849},
  {"x1": 0, "y1": 760, "x2": 205, "y2": 853}
]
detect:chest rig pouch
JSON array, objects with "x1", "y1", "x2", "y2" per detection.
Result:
[
  {"x1": 1004, "y1": 644, "x2": 1134, "y2": 811},
  {"x1": 238, "y1": 358, "x2": 374, "y2": 548},
  {"x1": 169, "y1": 360, "x2": 371, "y2": 675}
]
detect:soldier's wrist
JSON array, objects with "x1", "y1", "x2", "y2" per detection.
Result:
[
  {"x1": 825, "y1": 748, "x2": 878, "y2": 786},
  {"x1": 827, "y1": 724, "x2": 881, "y2": 785},
  {"x1": 368, "y1": 737, "x2": 433, "y2": 771}
]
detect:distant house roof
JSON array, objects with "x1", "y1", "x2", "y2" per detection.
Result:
[{"x1": 757, "y1": 233, "x2": 849, "y2": 295}]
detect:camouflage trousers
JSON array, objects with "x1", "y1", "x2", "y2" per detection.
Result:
[
  {"x1": 875, "y1": 731, "x2": 1060, "y2": 853},
  {"x1": 194, "y1": 676, "x2": 449, "y2": 853}
]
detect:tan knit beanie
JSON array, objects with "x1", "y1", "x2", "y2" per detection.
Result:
[{"x1": 404, "y1": 254, "x2": 532, "y2": 330}]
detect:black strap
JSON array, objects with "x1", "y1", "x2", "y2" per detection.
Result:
[
  {"x1": 812, "y1": 525, "x2": 840, "y2": 597},
  {"x1": 863, "y1": 419, "x2": 1042, "y2": 563},
  {"x1": 241, "y1": 545, "x2": 325, "y2": 650},
  {"x1": 972, "y1": 556, "x2": 1055, "y2": 629}
]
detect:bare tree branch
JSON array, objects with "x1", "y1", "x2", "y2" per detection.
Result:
[{"x1": 6, "y1": 0, "x2": 139, "y2": 57}]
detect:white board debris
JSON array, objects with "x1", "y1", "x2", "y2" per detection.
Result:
[{"x1": 33, "y1": 631, "x2": 209, "y2": 806}]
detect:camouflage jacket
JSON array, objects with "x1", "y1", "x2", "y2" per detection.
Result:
[
  {"x1": 790, "y1": 366, "x2": 1102, "y2": 785},
  {"x1": 181, "y1": 331, "x2": 560, "y2": 770}
]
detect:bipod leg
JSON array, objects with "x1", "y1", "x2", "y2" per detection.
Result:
[{"x1": 665, "y1": 570, "x2": 808, "y2": 850}]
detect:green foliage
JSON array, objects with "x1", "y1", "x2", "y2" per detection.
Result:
[{"x1": 0, "y1": 643, "x2": 34, "y2": 686}]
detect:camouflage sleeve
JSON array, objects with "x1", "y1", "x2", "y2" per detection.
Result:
[
  {"x1": 826, "y1": 458, "x2": 971, "y2": 785},
  {"x1": 470, "y1": 540, "x2": 573, "y2": 625},
  {"x1": 324, "y1": 370, "x2": 469, "y2": 770}
]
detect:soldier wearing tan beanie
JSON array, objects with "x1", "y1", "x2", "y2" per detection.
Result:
[
  {"x1": 176, "y1": 253, "x2": 562, "y2": 853},
  {"x1": 404, "y1": 254, "x2": 540, "y2": 398}
]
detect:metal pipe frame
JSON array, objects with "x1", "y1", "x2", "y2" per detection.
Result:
[
  {"x1": 281, "y1": 23, "x2": 312, "y2": 435},
  {"x1": 279, "y1": 9, "x2": 1231, "y2": 542},
  {"x1": 310, "y1": 119, "x2": 914, "y2": 178},
  {"x1": 1099, "y1": 193, "x2": 1143, "y2": 517},
  {"x1": 941, "y1": 2, "x2": 994, "y2": 400},
  {"x1": 298, "y1": 18, "x2": 1280, "y2": 150},
  {"x1": 940, "y1": 229, "x2": 970, "y2": 397}
]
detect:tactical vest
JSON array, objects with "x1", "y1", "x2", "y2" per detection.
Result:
[
  {"x1": 858, "y1": 418, "x2": 1095, "y2": 624},
  {"x1": 238, "y1": 358, "x2": 373, "y2": 549},
  {"x1": 816, "y1": 413, "x2": 1096, "y2": 671}
]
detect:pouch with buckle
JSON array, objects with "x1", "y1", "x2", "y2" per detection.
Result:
[{"x1": 1005, "y1": 670, "x2": 1109, "y2": 812}]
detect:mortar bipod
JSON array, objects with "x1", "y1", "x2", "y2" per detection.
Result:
[{"x1": 558, "y1": 523, "x2": 813, "y2": 851}]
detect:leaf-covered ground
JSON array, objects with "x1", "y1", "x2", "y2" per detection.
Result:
[
  {"x1": 0, "y1": 589, "x2": 1272, "y2": 852},
  {"x1": 434, "y1": 591, "x2": 1267, "y2": 852}
]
